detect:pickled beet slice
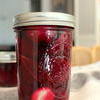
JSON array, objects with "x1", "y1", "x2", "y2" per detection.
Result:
[
  {"x1": 0, "y1": 63, "x2": 17, "y2": 86},
  {"x1": 56, "y1": 30, "x2": 72, "y2": 45},
  {"x1": 50, "y1": 57, "x2": 70, "y2": 80},
  {"x1": 24, "y1": 26, "x2": 57, "y2": 44},
  {"x1": 37, "y1": 55, "x2": 70, "y2": 99},
  {"x1": 21, "y1": 27, "x2": 57, "y2": 60},
  {"x1": 49, "y1": 57, "x2": 70, "y2": 97},
  {"x1": 47, "y1": 43, "x2": 62, "y2": 57},
  {"x1": 0, "y1": 69, "x2": 7, "y2": 84},
  {"x1": 19, "y1": 56, "x2": 39, "y2": 100},
  {"x1": 19, "y1": 55, "x2": 38, "y2": 81},
  {"x1": 47, "y1": 31, "x2": 72, "y2": 58},
  {"x1": 18, "y1": 32, "x2": 33, "y2": 58},
  {"x1": 32, "y1": 88, "x2": 54, "y2": 100}
]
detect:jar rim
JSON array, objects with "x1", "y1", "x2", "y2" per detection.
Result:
[
  {"x1": 14, "y1": 12, "x2": 75, "y2": 27},
  {"x1": 0, "y1": 51, "x2": 16, "y2": 63}
]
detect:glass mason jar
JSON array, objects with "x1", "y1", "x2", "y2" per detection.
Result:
[
  {"x1": 0, "y1": 52, "x2": 17, "y2": 87},
  {"x1": 14, "y1": 12, "x2": 74, "y2": 100}
]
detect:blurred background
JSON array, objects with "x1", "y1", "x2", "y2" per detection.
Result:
[
  {"x1": 0, "y1": 0, "x2": 100, "y2": 51},
  {"x1": 0, "y1": 0, "x2": 74, "y2": 50},
  {"x1": 0, "y1": 1, "x2": 100, "y2": 99},
  {"x1": 0, "y1": 0, "x2": 100, "y2": 64}
]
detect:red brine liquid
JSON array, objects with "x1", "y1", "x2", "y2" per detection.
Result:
[
  {"x1": 15, "y1": 25, "x2": 73, "y2": 100},
  {"x1": 0, "y1": 62, "x2": 17, "y2": 87}
]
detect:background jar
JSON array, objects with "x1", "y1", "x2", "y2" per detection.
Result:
[{"x1": 0, "y1": 52, "x2": 17, "y2": 87}]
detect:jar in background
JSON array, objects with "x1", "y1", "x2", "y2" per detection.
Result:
[
  {"x1": 0, "y1": 52, "x2": 17, "y2": 87},
  {"x1": 14, "y1": 12, "x2": 74, "y2": 100}
]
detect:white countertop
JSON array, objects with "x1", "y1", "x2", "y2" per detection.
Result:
[{"x1": 0, "y1": 62, "x2": 100, "y2": 100}]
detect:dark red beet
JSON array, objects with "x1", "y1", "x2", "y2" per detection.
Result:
[
  {"x1": 56, "y1": 31, "x2": 72, "y2": 45},
  {"x1": 47, "y1": 31, "x2": 72, "y2": 58},
  {"x1": 23, "y1": 26, "x2": 57, "y2": 44},
  {"x1": 18, "y1": 55, "x2": 39, "y2": 100},
  {"x1": 39, "y1": 56, "x2": 70, "y2": 98},
  {"x1": 19, "y1": 55, "x2": 38, "y2": 81},
  {"x1": 18, "y1": 33, "x2": 33, "y2": 58},
  {"x1": 17, "y1": 30, "x2": 38, "y2": 59},
  {"x1": 0, "y1": 63, "x2": 17, "y2": 87}
]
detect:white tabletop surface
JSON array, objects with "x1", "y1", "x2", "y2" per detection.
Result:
[{"x1": 0, "y1": 62, "x2": 100, "y2": 100}]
